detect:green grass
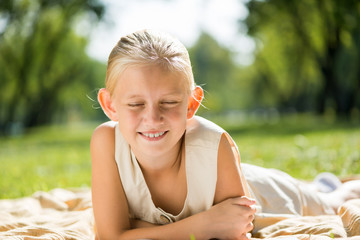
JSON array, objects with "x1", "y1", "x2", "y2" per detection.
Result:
[
  {"x1": 0, "y1": 122, "x2": 96, "y2": 199},
  {"x1": 0, "y1": 115, "x2": 359, "y2": 199},
  {"x1": 219, "y1": 115, "x2": 360, "y2": 180}
]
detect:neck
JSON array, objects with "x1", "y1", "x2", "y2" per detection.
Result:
[{"x1": 135, "y1": 136, "x2": 184, "y2": 177}]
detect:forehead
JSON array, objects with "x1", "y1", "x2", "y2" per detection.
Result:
[{"x1": 115, "y1": 65, "x2": 189, "y2": 94}]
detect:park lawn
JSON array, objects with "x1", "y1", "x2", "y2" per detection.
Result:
[
  {"x1": 0, "y1": 123, "x2": 96, "y2": 199},
  {"x1": 0, "y1": 116, "x2": 359, "y2": 199},
  {"x1": 230, "y1": 122, "x2": 360, "y2": 180}
]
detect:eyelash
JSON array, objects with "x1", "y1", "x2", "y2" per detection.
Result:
[
  {"x1": 128, "y1": 103, "x2": 144, "y2": 107},
  {"x1": 127, "y1": 101, "x2": 178, "y2": 107},
  {"x1": 162, "y1": 101, "x2": 178, "y2": 105}
]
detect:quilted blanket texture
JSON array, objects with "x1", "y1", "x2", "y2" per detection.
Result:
[{"x1": 0, "y1": 188, "x2": 359, "y2": 240}]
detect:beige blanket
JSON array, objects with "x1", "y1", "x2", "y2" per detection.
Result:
[
  {"x1": 0, "y1": 188, "x2": 359, "y2": 240},
  {"x1": 0, "y1": 189, "x2": 93, "y2": 240}
]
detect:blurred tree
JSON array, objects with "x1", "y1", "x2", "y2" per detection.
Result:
[
  {"x1": 0, "y1": 0, "x2": 104, "y2": 135},
  {"x1": 189, "y1": 32, "x2": 238, "y2": 113},
  {"x1": 244, "y1": 0, "x2": 360, "y2": 117}
]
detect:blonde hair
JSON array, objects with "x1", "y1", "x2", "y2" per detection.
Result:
[{"x1": 105, "y1": 29, "x2": 195, "y2": 95}]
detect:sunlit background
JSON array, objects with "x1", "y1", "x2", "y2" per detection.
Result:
[
  {"x1": 86, "y1": 0, "x2": 254, "y2": 65},
  {"x1": 1, "y1": 0, "x2": 359, "y2": 198}
]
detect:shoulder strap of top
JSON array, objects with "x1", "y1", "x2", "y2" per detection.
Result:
[{"x1": 180, "y1": 116, "x2": 224, "y2": 215}]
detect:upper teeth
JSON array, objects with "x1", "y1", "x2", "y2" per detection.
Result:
[{"x1": 143, "y1": 132, "x2": 165, "y2": 138}]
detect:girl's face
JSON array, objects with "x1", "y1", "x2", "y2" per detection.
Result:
[{"x1": 111, "y1": 65, "x2": 190, "y2": 160}]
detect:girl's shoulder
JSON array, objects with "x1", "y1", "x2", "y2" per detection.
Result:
[
  {"x1": 187, "y1": 116, "x2": 225, "y2": 135},
  {"x1": 93, "y1": 121, "x2": 117, "y2": 133},
  {"x1": 186, "y1": 116, "x2": 226, "y2": 147},
  {"x1": 91, "y1": 121, "x2": 117, "y2": 146}
]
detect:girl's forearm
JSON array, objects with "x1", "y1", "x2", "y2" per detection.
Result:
[
  {"x1": 117, "y1": 211, "x2": 209, "y2": 240},
  {"x1": 130, "y1": 219, "x2": 158, "y2": 228}
]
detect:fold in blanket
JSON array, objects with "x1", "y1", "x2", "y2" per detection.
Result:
[
  {"x1": 0, "y1": 188, "x2": 359, "y2": 240},
  {"x1": 338, "y1": 199, "x2": 360, "y2": 237},
  {"x1": 0, "y1": 188, "x2": 93, "y2": 240},
  {"x1": 255, "y1": 215, "x2": 346, "y2": 239}
]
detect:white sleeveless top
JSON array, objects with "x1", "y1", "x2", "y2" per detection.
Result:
[
  {"x1": 114, "y1": 116, "x2": 223, "y2": 225},
  {"x1": 114, "y1": 116, "x2": 334, "y2": 230}
]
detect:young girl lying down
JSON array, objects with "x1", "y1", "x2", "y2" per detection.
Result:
[{"x1": 90, "y1": 29, "x2": 360, "y2": 240}]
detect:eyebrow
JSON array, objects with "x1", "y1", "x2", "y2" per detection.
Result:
[
  {"x1": 125, "y1": 94, "x2": 143, "y2": 99},
  {"x1": 125, "y1": 92, "x2": 185, "y2": 99}
]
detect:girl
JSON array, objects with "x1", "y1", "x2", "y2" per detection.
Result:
[{"x1": 91, "y1": 29, "x2": 360, "y2": 240}]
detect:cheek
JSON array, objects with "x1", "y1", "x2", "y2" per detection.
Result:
[
  {"x1": 117, "y1": 109, "x2": 140, "y2": 128},
  {"x1": 117, "y1": 110, "x2": 141, "y2": 145},
  {"x1": 166, "y1": 105, "x2": 188, "y2": 121}
]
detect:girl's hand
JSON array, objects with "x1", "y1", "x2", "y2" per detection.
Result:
[{"x1": 204, "y1": 196, "x2": 256, "y2": 240}]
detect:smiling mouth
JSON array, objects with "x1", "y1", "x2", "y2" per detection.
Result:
[{"x1": 139, "y1": 131, "x2": 168, "y2": 140}]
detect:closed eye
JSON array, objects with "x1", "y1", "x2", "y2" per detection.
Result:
[
  {"x1": 162, "y1": 101, "x2": 178, "y2": 105},
  {"x1": 128, "y1": 103, "x2": 144, "y2": 107}
]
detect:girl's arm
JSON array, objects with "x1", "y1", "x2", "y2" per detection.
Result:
[
  {"x1": 122, "y1": 197, "x2": 255, "y2": 240},
  {"x1": 91, "y1": 122, "x2": 131, "y2": 238},
  {"x1": 214, "y1": 133, "x2": 252, "y2": 203},
  {"x1": 212, "y1": 133, "x2": 256, "y2": 237},
  {"x1": 91, "y1": 124, "x2": 254, "y2": 240}
]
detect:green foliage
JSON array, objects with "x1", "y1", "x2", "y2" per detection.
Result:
[
  {"x1": 189, "y1": 33, "x2": 237, "y2": 113},
  {"x1": 188, "y1": 2, "x2": 360, "y2": 119},
  {"x1": 0, "y1": 0, "x2": 106, "y2": 135},
  {"x1": 244, "y1": 0, "x2": 360, "y2": 116}
]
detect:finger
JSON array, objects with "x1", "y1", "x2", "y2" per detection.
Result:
[
  {"x1": 231, "y1": 196, "x2": 256, "y2": 206},
  {"x1": 248, "y1": 213, "x2": 255, "y2": 222},
  {"x1": 250, "y1": 204, "x2": 257, "y2": 214},
  {"x1": 239, "y1": 204, "x2": 257, "y2": 216},
  {"x1": 239, "y1": 233, "x2": 251, "y2": 240},
  {"x1": 231, "y1": 203, "x2": 257, "y2": 218},
  {"x1": 245, "y1": 221, "x2": 254, "y2": 233}
]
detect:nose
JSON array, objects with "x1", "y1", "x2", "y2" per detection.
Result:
[{"x1": 143, "y1": 104, "x2": 163, "y2": 127}]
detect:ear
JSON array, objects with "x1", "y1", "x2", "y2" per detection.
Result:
[
  {"x1": 187, "y1": 86, "x2": 203, "y2": 119},
  {"x1": 98, "y1": 88, "x2": 119, "y2": 121}
]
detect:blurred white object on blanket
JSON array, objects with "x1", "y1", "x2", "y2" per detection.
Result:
[{"x1": 312, "y1": 172, "x2": 343, "y2": 193}]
